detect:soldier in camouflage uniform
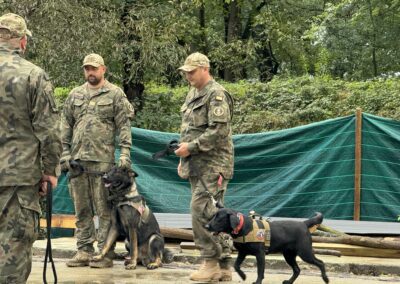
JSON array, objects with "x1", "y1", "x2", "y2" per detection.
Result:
[
  {"x1": 175, "y1": 52, "x2": 234, "y2": 282},
  {"x1": 61, "y1": 53, "x2": 134, "y2": 268},
  {"x1": 0, "y1": 13, "x2": 62, "y2": 283}
]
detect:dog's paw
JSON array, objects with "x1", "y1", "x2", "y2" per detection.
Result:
[
  {"x1": 91, "y1": 255, "x2": 103, "y2": 262},
  {"x1": 124, "y1": 259, "x2": 137, "y2": 270},
  {"x1": 146, "y1": 262, "x2": 160, "y2": 270}
]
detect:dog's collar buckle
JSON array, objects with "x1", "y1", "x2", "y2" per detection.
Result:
[{"x1": 232, "y1": 213, "x2": 244, "y2": 235}]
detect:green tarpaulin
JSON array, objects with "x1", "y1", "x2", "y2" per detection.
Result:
[{"x1": 53, "y1": 113, "x2": 400, "y2": 222}]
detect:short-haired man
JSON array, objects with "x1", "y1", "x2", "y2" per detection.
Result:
[
  {"x1": 0, "y1": 13, "x2": 62, "y2": 283},
  {"x1": 61, "y1": 53, "x2": 134, "y2": 268},
  {"x1": 175, "y1": 52, "x2": 234, "y2": 282}
]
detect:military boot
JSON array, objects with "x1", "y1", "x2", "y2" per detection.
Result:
[
  {"x1": 66, "y1": 250, "x2": 93, "y2": 267},
  {"x1": 219, "y1": 258, "x2": 232, "y2": 281},
  {"x1": 189, "y1": 259, "x2": 221, "y2": 282}
]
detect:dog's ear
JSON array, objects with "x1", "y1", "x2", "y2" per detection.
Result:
[
  {"x1": 128, "y1": 169, "x2": 138, "y2": 177},
  {"x1": 229, "y1": 213, "x2": 240, "y2": 230}
]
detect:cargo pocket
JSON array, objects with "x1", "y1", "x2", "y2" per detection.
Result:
[
  {"x1": 11, "y1": 206, "x2": 39, "y2": 244},
  {"x1": 97, "y1": 98, "x2": 114, "y2": 119},
  {"x1": 73, "y1": 99, "x2": 86, "y2": 118},
  {"x1": 192, "y1": 102, "x2": 208, "y2": 127}
]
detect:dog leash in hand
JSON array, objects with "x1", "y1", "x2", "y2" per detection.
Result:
[
  {"x1": 43, "y1": 181, "x2": 57, "y2": 284},
  {"x1": 152, "y1": 139, "x2": 180, "y2": 160},
  {"x1": 152, "y1": 140, "x2": 222, "y2": 208}
]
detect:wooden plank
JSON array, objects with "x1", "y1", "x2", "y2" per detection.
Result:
[
  {"x1": 180, "y1": 242, "x2": 400, "y2": 258},
  {"x1": 40, "y1": 214, "x2": 76, "y2": 229},
  {"x1": 354, "y1": 108, "x2": 362, "y2": 221},
  {"x1": 313, "y1": 243, "x2": 400, "y2": 258}
]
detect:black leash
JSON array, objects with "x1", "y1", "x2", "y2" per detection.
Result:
[{"x1": 43, "y1": 181, "x2": 57, "y2": 284}]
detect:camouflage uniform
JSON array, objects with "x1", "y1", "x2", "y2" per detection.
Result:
[
  {"x1": 0, "y1": 13, "x2": 62, "y2": 283},
  {"x1": 61, "y1": 78, "x2": 133, "y2": 253},
  {"x1": 179, "y1": 79, "x2": 234, "y2": 260}
]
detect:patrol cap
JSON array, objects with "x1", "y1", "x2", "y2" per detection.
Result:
[
  {"x1": 82, "y1": 53, "x2": 105, "y2": 68},
  {"x1": 178, "y1": 52, "x2": 210, "y2": 72},
  {"x1": 0, "y1": 13, "x2": 32, "y2": 38}
]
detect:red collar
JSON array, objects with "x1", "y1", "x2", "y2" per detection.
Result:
[{"x1": 232, "y1": 213, "x2": 244, "y2": 235}]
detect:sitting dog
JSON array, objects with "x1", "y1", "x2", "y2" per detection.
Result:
[
  {"x1": 206, "y1": 208, "x2": 329, "y2": 284},
  {"x1": 91, "y1": 166, "x2": 171, "y2": 270}
]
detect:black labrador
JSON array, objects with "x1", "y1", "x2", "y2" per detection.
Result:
[
  {"x1": 206, "y1": 208, "x2": 329, "y2": 284},
  {"x1": 91, "y1": 166, "x2": 172, "y2": 269}
]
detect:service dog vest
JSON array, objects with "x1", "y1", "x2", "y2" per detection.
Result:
[{"x1": 233, "y1": 219, "x2": 271, "y2": 246}]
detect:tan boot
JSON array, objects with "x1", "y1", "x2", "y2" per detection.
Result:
[
  {"x1": 190, "y1": 259, "x2": 221, "y2": 282},
  {"x1": 66, "y1": 250, "x2": 92, "y2": 267}
]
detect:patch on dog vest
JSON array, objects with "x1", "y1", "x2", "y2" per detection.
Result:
[{"x1": 233, "y1": 219, "x2": 271, "y2": 246}]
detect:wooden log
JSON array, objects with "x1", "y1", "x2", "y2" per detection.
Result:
[
  {"x1": 313, "y1": 243, "x2": 400, "y2": 258},
  {"x1": 181, "y1": 241, "x2": 400, "y2": 258},
  {"x1": 312, "y1": 235, "x2": 400, "y2": 250},
  {"x1": 317, "y1": 224, "x2": 347, "y2": 236},
  {"x1": 313, "y1": 249, "x2": 341, "y2": 257},
  {"x1": 161, "y1": 227, "x2": 193, "y2": 241}
]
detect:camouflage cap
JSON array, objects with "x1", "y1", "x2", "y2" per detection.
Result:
[
  {"x1": 82, "y1": 53, "x2": 105, "y2": 68},
  {"x1": 178, "y1": 52, "x2": 210, "y2": 72},
  {"x1": 0, "y1": 13, "x2": 32, "y2": 38}
]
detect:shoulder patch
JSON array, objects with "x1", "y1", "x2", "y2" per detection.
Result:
[{"x1": 213, "y1": 106, "x2": 225, "y2": 117}]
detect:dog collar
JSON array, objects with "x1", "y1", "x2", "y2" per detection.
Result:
[{"x1": 232, "y1": 213, "x2": 244, "y2": 235}]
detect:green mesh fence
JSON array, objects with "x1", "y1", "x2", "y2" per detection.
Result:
[{"x1": 52, "y1": 113, "x2": 400, "y2": 223}]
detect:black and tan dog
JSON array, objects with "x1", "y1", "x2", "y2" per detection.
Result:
[
  {"x1": 206, "y1": 208, "x2": 329, "y2": 284},
  {"x1": 91, "y1": 166, "x2": 171, "y2": 270}
]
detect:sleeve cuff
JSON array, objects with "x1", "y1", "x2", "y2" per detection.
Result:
[
  {"x1": 187, "y1": 141, "x2": 199, "y2": 154},
  {"x1": 44, "y1": 164, "x2": 61, "y2": 177}
]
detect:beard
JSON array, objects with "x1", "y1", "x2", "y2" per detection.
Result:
[{"x1": 87, "y1": 75, "x2": 101, "y2": 86}]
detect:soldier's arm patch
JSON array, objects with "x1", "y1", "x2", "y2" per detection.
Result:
[{"x1": 213, "y1": 106, "x2": 225, "y2": 117}]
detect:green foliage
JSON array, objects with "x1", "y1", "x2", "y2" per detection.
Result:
[
  {"x1": 54, "y1": 87, "x2": 71, "y2": 108},
  {"x1": 137, "y1": 76, "x2": 400, "y2": 134}
]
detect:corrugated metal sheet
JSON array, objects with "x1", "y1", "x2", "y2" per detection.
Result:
[{"x1": 154, "y1": 213, "x2": 400, "y2": 235}]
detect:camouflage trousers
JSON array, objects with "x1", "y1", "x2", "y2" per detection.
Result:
[
  {"x1": 68, "y1": 161, "x2": 113, "y2": 253},
  {"x1": 0, "y1": 186, "x2": 39, "y2": 284},
  {"x1": 189, "y1": 172, "x2": 230, "y2": 260}
]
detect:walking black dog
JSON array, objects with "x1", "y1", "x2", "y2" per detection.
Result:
[
  {"x1": 206, "y1": 208, "x2": 329, "y2": 284},
  {"x1": 91, "y1": 166, "x2": 171, "y2": 270}
]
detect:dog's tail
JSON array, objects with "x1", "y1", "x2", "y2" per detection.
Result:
[
  {"x1": 304, "y1": 212, "x2": 323, "y2": 232},
  {"x1": 162, "y1": 248, "x2": 175, "y2": 264}
]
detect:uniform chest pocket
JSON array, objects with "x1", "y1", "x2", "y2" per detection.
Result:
[
  {"x1": 192, "y1": 102, "x2": 208, "y2": 127},
  {"x1": 97, "y1": 98, "x2": 114, "y2": 118},
  {"x1": 73, "y1": 99, "x2": 86, "y2": 118}
]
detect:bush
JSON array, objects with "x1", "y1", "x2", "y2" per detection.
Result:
[{"x1": 55, "y1": 76, "x2": 400, "y2": 134}]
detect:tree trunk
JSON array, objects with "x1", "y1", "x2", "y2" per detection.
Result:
[
  {"x1": 223, "y1": 0, "x2": 241, "y2": 82},
  {"x1": 198, "y1": 0, "x2": 208, "y2": 54},
  {"x1": 121, "y1": 1, "x2": 145, "y2": 111}
]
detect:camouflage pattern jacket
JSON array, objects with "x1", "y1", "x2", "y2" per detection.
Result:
[
  {"x1": 180, "y1": 80, "x2": 234, "y2": 179},
  {"x1": 0, "y1": 42, "x2": 62, "y2": 186},
  {"x1": 61, "y1": 80, "x2": 132, "y2": 164}
]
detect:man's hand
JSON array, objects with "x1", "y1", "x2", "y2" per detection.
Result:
[
  {"x1": 175, "y1": 142, "x2": 190, "y2": 158},
  {"x1": 39, "y1": 175, "x2": 58, "y2": 196},
  {"x1": 118, "y1": 153, "x2": 131, "y2": 169}
]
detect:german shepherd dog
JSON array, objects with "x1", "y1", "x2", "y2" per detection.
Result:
[
  {"x1": 206, "y1": 208, "x2": 329, "y2": 284},
  {"x1": 91, "y1": 166, "x2": 171, "y2": 270}
]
